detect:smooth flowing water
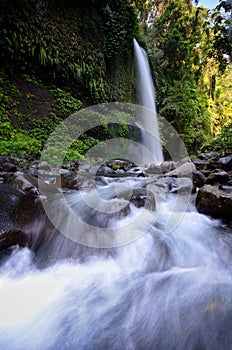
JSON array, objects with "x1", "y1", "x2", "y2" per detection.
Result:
[
  {"x1": 134, "y1": 39, "x2": 164, "y2": 164},
  {"x1": 0, "y1": 176, "x2": 232, "y2": 349}
]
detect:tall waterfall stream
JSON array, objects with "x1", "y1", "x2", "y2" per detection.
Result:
[{"x1": 134, "y1": 39, "x2": 163, "y2": 164}]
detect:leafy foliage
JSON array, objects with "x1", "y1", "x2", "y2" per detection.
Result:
[
  {"x1": 103, "y1": 0, "x2": 138, "y2": 60},
  {"x1": 140, "y1": 0, "x2": 231, "y2": 154},
  {"x1": 51, "y1": 88, "x2": 83, "y2": 115},
  {"x1": 0, "y1": 72, "x2": 83, "y2": 157},
  {"x1": 207, "y1": 65, "x2": 232, "y2": 136},
  {"x1": 202, "y1": 124, "x2": 232, "y2": 156},
  {"x1": 0, "y1": 0, "x2": 138, "y2": 103}
]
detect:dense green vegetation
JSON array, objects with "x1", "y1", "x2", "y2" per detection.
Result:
[
  {"x1": 138, "y1": 0, "x2": 231, "y2": 154},
  {"x1": 0, "y1": 0, "x2": 138, "y2": 158},
  {"x1": 0, "y1": 0, "x2": 231, "y2": 159}
]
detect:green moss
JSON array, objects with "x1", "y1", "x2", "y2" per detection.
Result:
[
  {"x1": 51, "y1": 87, "x2": 82, "y2": 115},
  {"x1": 0, "y1": 0, "x2": 138, "y2": 103},
  {"x1": 0, "y1": 0, "x2": 140, "y2": 159}
]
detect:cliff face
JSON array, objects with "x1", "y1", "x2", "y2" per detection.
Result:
[
  {"x1": 0, "y1": 0, "x2": 138, "y2": 157},
  {"x1": 0, "y1": 0, "x2": 138, "y2": 104}
]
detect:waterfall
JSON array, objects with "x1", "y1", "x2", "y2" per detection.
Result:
[
  {"x1": 134, "y1": 38, "x2": 164, "y2": 164},
  {"x1": 0, "y1": 42, "x2": 232, "y2": 350}
]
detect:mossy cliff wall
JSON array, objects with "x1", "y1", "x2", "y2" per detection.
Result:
[
  {"x1": 0, "y1": 0, "x2": 139, "y2": 157},
  {"x1": 0, "y1": 0, "x2": 138, "y2": 104}
]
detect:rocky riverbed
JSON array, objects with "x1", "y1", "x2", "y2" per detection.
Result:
[{"x1": 0, "y1": 152, "x2": 231, "y2": 255}]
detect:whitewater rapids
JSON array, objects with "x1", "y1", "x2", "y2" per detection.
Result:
[{"x1": 0, "y1": 200, "x2": 232, "y2": 350}]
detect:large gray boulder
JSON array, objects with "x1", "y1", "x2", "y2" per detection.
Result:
[
  {"x1": 164, "y1": 162, "x2": 196, "y2": 178},
  {"x1": 192, "y1": 158, "x2": 210, "y2": 172},
  {"x1": 196, "y1": 185, "x2": 232, "y2": 220},
  {"x1": 206, "y1": 169, "x2": 230, "y2": 185},
  {"x1": 198, "y1": 151, "x2": 218, "y2": 160},
  {"x1": 0, "y1": 184, "x2": 40, "y2": 250},
  {"x1": 192, "y1": 170, "x2": 206, "y2": 188},
  {"x1": 217, "y1": 154, "x2": 232, "y2": 171},
  {"x1": 130, "y1": 188, "x2": 156, "y2": 210}
]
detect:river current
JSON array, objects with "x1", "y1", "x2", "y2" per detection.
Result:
[{"x1": 0, "y1": 180, "x2": 232, "y2": 350}]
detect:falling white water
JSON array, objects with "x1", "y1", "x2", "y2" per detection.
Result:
[{"x1": 134, "y1": 38, "x2": 164, "y2": 164}]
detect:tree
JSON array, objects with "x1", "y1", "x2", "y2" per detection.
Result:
[
  {"x1": 139, "y1": 0, "x2": 231, "y2": 153},
  {"x1": 209, "y1": 0, "x2": 232, "y2": 71}
]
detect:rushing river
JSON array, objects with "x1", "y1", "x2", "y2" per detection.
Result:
[
  {"x1": 0, "y1": 178, "x2": 232, "y2": 350},
  {"x1": 0, "y1": 36, "x2": 231, "y2": 350}
]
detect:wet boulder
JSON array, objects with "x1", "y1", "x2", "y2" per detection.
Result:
[
  {"x1": 62, "y1": 160, "x2": 80, "y2": 171},
  {"x1": 60, "y1": 172, "x2": 78, "y2": 190},
  {"x1": 216, "y1": 154, "x2": 232, "y2": 171},
  {"x1": 127, "y1": 167, "x2": 145, "y2": 177},
  {"x1": 0, "y1": 156, "x2": 18, "y2": 172},
  {"x1": 192, "y1": 158, "x2": 210, "y2": 172},
  {"x1": 0, "y1": 228, "x2": 27, "y2": 250},
  {"x1": 38, "y1": 160, "x2": 52, "y2": 171},
  {"x1": 11, "y1": 171, "x2": 37, "y2": 193},
  {"x1": 96, "y1": 165, "x2": 114, "y2": 176},
  {"x1": 151, "y1": 177, "x2": 176, "y2": 193},
  {"x1": 192, "y1": 170, "x2": 206, "y2": 188},
  {"x1": 0, "y1": 184, "x2": 40, "y2": 249},
  {"x1": 160, "y1": 161, "x2": 176, "y2": 174},
  {"x1": 1, "y1": 162, "x2": 17, "y2": 172},
  {"x1": 106, "y1": 159, "x2": 136, "y2": 172},
  {"x1": 145, "y1": 163, "x2": 162, "y2": 175},
  {"x1": 198, "y1": 151, "x2": 218, "y2": 160},
  {"x1": 96, "y1": 159, "x2": 140, "y2": 177},
  {"x1": 196, "y1": 185, "x2": 232, "y2": 220},
  {"x1": 170, "y1": 177, "x2": 193, "y2": 194},
  {"x1": 130, "y1": 188, "x2": 156, "y2": 211},
  {"x1": 206, "y1": 170, "x2": 230, "y2": 186},
  {"x1": 164, "y1": 162, "x2": 196, "y2": 178}
]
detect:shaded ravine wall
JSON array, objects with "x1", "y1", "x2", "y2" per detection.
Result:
[{"x1": 0, "y1": 0, "x2": 138, "y2": 105}]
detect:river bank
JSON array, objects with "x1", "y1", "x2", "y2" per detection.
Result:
[{"x1": 0, "y1": 152, "x2": 231, "y2": 256}]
